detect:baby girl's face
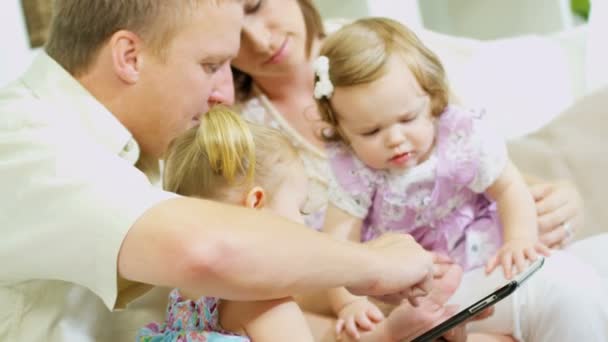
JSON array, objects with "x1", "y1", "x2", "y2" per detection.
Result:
[
  {"x1": 331, "y1": 55, "x2": 436, "y2": 171},
  {"x1": 265, "y1": 161, "x2": 309, "y2": 225}
]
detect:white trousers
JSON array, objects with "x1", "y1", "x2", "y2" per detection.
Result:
[{"x1": 448, "y1": 243, "x2": 608, "y2": 342}]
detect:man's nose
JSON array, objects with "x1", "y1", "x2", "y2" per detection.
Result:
[
  {"x1": 208, "y1": 64, "x2": 235, "y2": 106},
  {"x1": 208, "y1": 89, "x2": 234, "y2": 106}
]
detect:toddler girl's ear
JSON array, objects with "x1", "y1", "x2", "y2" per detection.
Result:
[{"x1": 244, "y1": 186, "x2": 266, "y2": 209}]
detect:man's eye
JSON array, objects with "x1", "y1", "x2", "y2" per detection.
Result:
[
  {"x1": 299, "y1": 209, "x2": 311, "y2": 216},
  {"x1": 202, "y1": 63, "x2": 221, "y2": 74}
]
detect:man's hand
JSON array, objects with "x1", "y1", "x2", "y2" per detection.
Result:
[
  {"x1": 380, "y1": 260, "x2": 465, "y2": 341},
  {"x1": 347, "y1": 234, "x2": 435, "y2": 302}
]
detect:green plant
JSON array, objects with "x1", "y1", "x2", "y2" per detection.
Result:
[{"x1": 571, "y1": 0, "x2": 590, "y2": 20}]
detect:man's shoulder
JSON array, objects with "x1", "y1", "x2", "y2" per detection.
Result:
[{"x1": 0, "y1": 79, "x2": 59, "y2": 131}]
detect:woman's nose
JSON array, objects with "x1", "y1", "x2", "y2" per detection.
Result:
[{"x1": 241, "y1": 20, "x2": 271, "y2": 53}]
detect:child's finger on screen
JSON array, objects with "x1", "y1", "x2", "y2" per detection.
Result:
[
  {"x1": 535, "y1": 242, "x2": 552, "y2": 256},
  {"x1": 501, "y1": 252, "x2": 513, "y2": 279},
  {"x1": 514, "y1": 252, "x2": 528, "y2": 274},
  {"x1": 524, "y1": 246, "x2": 538, "y2": 261},
  {"x1": 485, "y1": 255, "x2": 499, "y2": 274}
]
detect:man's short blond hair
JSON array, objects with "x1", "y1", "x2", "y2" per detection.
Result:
[{"x1": 45, "y1": 0, "x2": 228, "y2": 76}]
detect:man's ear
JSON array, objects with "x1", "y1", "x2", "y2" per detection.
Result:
[
  {"x1": 244, "y1": 186, "x2": 266, "y2": 209},
  {"x1": 109, "y1": 30, "x2": 144, "y2": 84}
]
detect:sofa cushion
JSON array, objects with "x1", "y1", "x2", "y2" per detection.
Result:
[{"x1": 508, "y1": 86, "x2": 608, "y2": 239}]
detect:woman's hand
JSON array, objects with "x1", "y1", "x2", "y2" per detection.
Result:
[
  {"x1": 530, "y1": 180, "x2": 584, "y2": 248},
  {"x1": 335, "y1": 297, "x2": 384, "y2": 340}
]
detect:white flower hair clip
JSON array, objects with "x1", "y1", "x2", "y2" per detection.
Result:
[{"x1": 313, "y1": 55, "x2": 334, "y2": 100}]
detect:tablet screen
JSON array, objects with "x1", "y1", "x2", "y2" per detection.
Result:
[{"x1": 411, "y1": 257, "x2": 545, "y2": 342}]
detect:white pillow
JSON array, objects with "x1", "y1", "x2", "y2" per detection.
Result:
[
  {"x1": 420, "y1": 29, "x2": 578, "y2": 140},
  {"x1": 586, "y1": 0, "x2": 608, "y2": 93}
]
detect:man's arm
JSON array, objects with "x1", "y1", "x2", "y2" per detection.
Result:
[{"x1": 119, "y1": 197, "x2": 435, "y2": 301}]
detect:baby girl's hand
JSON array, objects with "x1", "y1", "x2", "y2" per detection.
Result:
[
  {"x1": 335, "y1": 297, "x2": 385, "y2": 340},
  {"x1": 485, "y1": 238, "x2": 550, "y2": 279}
]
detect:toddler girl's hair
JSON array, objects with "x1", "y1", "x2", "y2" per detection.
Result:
[
  {"x1": 163, "y1": 105, "x2": 299, "y2": 201},
  {"x1": 316, "y1": 17, "x2": 449, "y2": 142}
]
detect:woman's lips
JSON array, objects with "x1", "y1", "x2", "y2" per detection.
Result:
[{"x1": 264, "y1": 36, "x2": 289, "y2": 65}]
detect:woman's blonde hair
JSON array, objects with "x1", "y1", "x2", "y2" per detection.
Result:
[
  {"x1": 233, "y1": 0, "x2": 325, "y2": 102},
  {"x1": 163, "y1": 106, "x2": 299, "y2": 201},
  {"x1": 316, "y1": 17, "x2": 449, "y2": 142}
]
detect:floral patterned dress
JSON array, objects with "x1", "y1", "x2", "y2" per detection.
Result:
[
  {"x1": 136, "y1": 289, "x2": 248, "y2": 342},
  {"x1": 328, "y1": 106, "x2": 507, "y2": 270}
]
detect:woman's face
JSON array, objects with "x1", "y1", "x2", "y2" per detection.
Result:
[{"x1": 232, "y1": 0, "x2": 309, "y2": 78}]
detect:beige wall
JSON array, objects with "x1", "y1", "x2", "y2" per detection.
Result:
[{"x1": 313, "y1": 0, "x2": 369, "y2": 19}]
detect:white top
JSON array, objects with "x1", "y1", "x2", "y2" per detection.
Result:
[{"x1": 0, "y1": 52, "x2": 176, "y2": 341}]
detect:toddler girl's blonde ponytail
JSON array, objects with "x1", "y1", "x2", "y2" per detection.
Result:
[
  {"x1": 196, "y1": 106, "x2": 256, "y2": 184},
  {"x1": 163, "y1": 105, "x2": 255, "y2": 200},
  {"x1": 164, "y1": 106, "x2": 299, "y2": 202}
]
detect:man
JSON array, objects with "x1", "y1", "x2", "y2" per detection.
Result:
[{"x1": 0, "y1": 1, "x2": 444, "y2": 340}]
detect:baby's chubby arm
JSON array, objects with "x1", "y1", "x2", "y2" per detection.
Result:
[
  {"x1": 323, "y1": 204, "x2": 382, "y2": 338},
  {"x1": 484, "y1": 160, "x2": 550, "y2": 278}
]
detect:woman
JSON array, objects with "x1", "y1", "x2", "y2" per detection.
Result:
[{"x1": 230, "y1": 0, "x2": 607, "y2": 339}]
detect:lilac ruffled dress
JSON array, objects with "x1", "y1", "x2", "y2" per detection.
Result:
[
  {"x1": 328, "y1": 106, "x2": 507, "y2": 270},
  {"x1": 137, "y1": 289, "x2": 249, "y2": 342}
]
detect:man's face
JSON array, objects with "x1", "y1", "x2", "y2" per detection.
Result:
[{"x1": 133, "y1": 2, "x2": 243, "y2": 157}]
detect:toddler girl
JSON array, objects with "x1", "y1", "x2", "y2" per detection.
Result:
[
  {"x1": 137, "y1": 106, "x2": 315, "y2": 341},
  {"x1": 314, "y1": 17, "x2": 608, "y2": 341}
]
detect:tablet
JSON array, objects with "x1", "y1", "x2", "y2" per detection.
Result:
[{"x1": 411, "y1": 257, "x2": 545, "y2": 342}]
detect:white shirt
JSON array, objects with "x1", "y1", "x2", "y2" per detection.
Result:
[{"x1": 0, "y1": 52, "x2": 176, "y2": 341}]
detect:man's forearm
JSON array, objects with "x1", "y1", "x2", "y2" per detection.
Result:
[{"x1": 120, "y1": 197, "x2": 378, "y2": 301}]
